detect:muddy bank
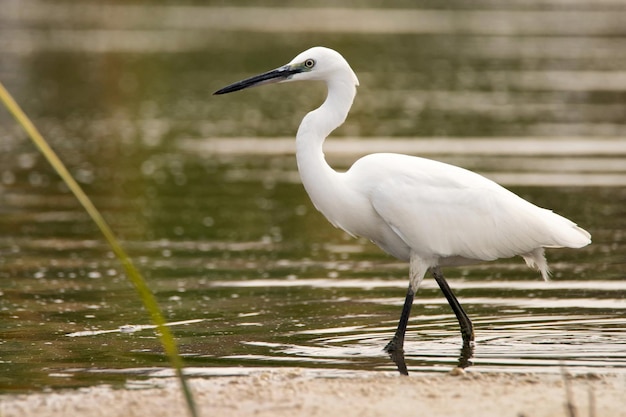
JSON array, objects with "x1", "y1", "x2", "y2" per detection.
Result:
[{"x1": 2, "y1": 369, "x2": 624, "y2": 417}]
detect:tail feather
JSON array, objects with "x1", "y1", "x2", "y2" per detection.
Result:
[
  {"x1": 565, "y1": 225, "x2": 592, "y2": 248},
  {"x1": 522, "y1": 247, "x2": 551, "y2": 281},
  {"x1": 544, "y1": 211, "x2": 591, "y2": 249}
]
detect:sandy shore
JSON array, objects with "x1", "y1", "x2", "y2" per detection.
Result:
[{"x1": 2, "y1": 369, "x2": 624, "y2": 417}]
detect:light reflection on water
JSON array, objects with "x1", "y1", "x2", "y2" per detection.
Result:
[
  {"x1": 1, "y1": 145, "x2": 624, "y2": 391},
  {"x1": 1, "y1": 0, "x2": 626, "y2": 394},
  {"x1": 1, "y1": 155, "x2": 624, "y2": 390},
  {"x1": 204, "y1": 277, "x2": 626, "y2": 375}
]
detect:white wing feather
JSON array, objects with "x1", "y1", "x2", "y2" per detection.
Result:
[{"x1": 346, "y1": 153, "x2": 590, "y2": 263}]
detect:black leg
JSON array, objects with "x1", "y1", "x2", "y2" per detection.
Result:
[
  {"x1": 431, "y1": 266, "x2": 474, "y2": 346},
  {"x1": 384, "y1": 285, "x2": 414, "y2": 375}
]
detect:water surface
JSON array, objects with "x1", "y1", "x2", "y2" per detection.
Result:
[{"x1": 1, "y1": 1, "x2": 625, "y2": 393}]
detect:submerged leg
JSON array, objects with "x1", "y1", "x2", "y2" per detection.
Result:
[
  {"x1": 384, "y1": 255, "x2": 428, "y2": 375},
  {"x1": 384, "y1": 285, "x2": 414, "y2": 353},
  {"x1": 458, "y1": 340, "x2": 474, "y2": 369},
  {"x1": 384, "y1": 285, "x2": 414, "y2": 375},
  {"x1": 431, "y1": 266, "x2": 474, "y2": 346}
]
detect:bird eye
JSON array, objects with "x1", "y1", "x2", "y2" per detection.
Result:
[{"x1": 304, "y1": 59, "x2": 315, "y2": 69}]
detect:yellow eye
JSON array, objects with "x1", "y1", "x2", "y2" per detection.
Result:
[{"x1": 304, "y1": 59, "x2": 315, "y2": 69}]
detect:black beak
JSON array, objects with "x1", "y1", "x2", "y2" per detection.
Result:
[{"x1": 214, "y1": 65, "x2": 301, "y2": 95}]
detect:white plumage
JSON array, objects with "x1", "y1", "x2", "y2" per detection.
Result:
[
  {"x1": 215, "y1": 46, "x2": 591, "y2": 373},
  {"x1": 289, "y1": 47, "x2": 589, "y2": 287}
]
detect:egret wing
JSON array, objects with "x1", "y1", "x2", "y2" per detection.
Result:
[{"x1": 354, "y1": 154, "x2": 585, "y2": 262}]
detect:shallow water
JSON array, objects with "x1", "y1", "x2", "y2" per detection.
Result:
[{"x1": 1, "y1": 1, "x2": 626, "y2": 393}]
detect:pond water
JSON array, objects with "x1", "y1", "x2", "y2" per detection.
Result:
[{"x1": 1, "y1": 1, "x2": 625, "y2": 393}]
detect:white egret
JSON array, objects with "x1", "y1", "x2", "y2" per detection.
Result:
[{"x1": 214, "y1": 47, "x2": 591, "y2": 374}]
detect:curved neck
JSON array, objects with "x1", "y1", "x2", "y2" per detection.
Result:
[
  {"x1": 297, "y1": 78, "x2": 356, "y2": 146},
  {"x1": 294, "y1": 77, "x2": 357, "y2": 221},
  {"x1": 296, "y1": 77, "x2": 356, "y2": 170}
]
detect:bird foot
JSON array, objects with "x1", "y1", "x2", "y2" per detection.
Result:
[{"x1": 384, "y1": 336, "x2": 409, "y2": 375}]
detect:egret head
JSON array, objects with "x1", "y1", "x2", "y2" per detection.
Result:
[{"x1": 214, "y1": 46, "x2": 359, "y2": 95}]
